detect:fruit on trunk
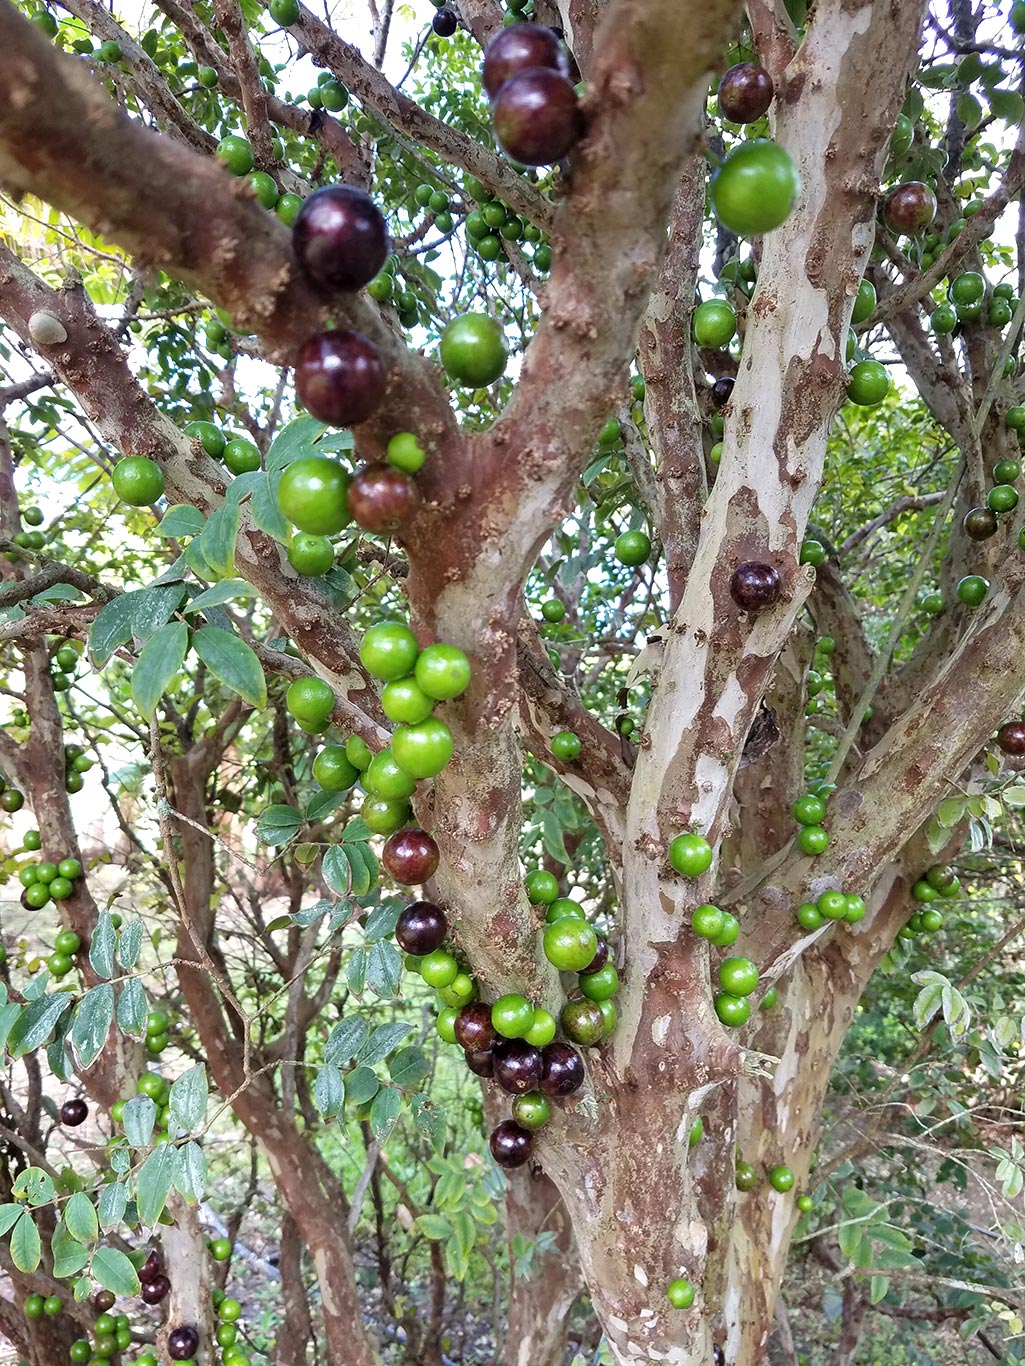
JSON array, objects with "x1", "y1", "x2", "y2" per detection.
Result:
[
  {"x1": 312, "y1": 745, "x2": 359, "y2": 792},
  {"x1": 482, "y1": 22, "x2": 568, "y2": 99},
  {"x1": 998, "y1": 721, "x2": 1025, "y2": 755},
  {"x1": 295, "y1": 330, "x2": 385, "y2": 426},
  {"x1": 60, "y1": 1098, "x2": 88, "y2": 1126},
  {"x1": 560, "y1": 998, "x2": 605, "y2": 1045},
  {"x1": 730, "y1": 561, "x2": 781, "y2": 610},
  {"x1": 432, "y1": 8, "x2": 457, "y2": 34},
  {"x1": 539, "y1": 1041, "x2": 585, "y2": 1095},
  {"x1": 440, "y1": 313, "x2": 508, "y2": 386},
  {"x1": 292, "y1": 185, "x2": 390, "y2": 292},
  {"x1": 414, "y1": 643, "x2": 472, "y2": 699},
  {"x1": 542, "y1": 916, "x2": 598, "y2": 970},
  {"x1": 693, "y1": 300, "x2": 736, "y2": 349},
  {"x1": 391, "y1": 717, "x2": 454, "y2": 778},
  {"x1": 769, "y1": 1164, "x2": 795, "y2": 1192},
  {"x1": 382, "y1": 828, "x2": 440, "y2": 884},
  {"x1": 360, "y1": 620, "x2": 420, "y2": 680},
  {"x1": 454, "y1": 1002, "x2": 496, "y2": 1051},
  {"x1": 112, "y1": 457, "x2": 165, "y2": 506},
  {"x1": 666, "y1": 1276, "x2": 696, "y2": 1309},
  {"x1": 288, "y1": 532, "x2": 335, "y2": 576},
  {"x1": 277, "y1": 455, "x2": 351, "y2": 535},
  {"x1": 578, "y1": 961, "x2": 618, "y2": 1002},
  {"x1": 141, "y1": 1275, "x2": 171, "y2": 1304},
  {"x1": 512, "y1": 1090, "x2": 551, "y2": 1129},
  {"x1": 523, "y1": 1007, "x2": 557, "y2": 1047},
  {"x1": 347, "y1": 463, "x2": 418, "y2": 532},
  {"x1": 364, "y1": 749, "x2": 417, "y2": 800},
  {"x1": 168, "y1": 1325, "x2": 200, "y2": 1360},
  {"x1": 493, "y1": 1038, "x2": 544, "y2": 1093},
  {"x1": 712, "y1": 375, "x2": 735, "y2": 406},
  {"x1": 718, "y1": 956, "x2": 758, "y2": 997},
  {"x1": 614, "y1": 530, "x2": 652, "y2": 566},
  {"x1": 491, "y1": 993, "x2": 535, "y2": 1038},
  {"x1": 668, "y1": 831, "x2": 713, "y2": 876},
  {"x1": 711, "y1": 140, "x2": 801, "y2": 236},
  {"x1": 883, "y1": 181, "x2": 937, "y2": 235},
  {"x1": 580, "y1": 936, "x2": 609, "y2": 975},
  {"x1": 489, "y1": 1119, "x2": 534, "y2": 1167},
  {"x1": 846, "y1": 359, "x2": 890, "y2": 405},
  {"x1": 465, "y1": 1046, "x2": 495, "y2": 1076},
  {"x1": 286, "y1": 676, "x2": 334, "y2": 732},
  {"x1": 717, "y1": 61, "x2": 774, "y2": 122},
  {"x1": 381, "y1": 677, "x2": 435, "y2": 725},
  {"x1": 492, "y1": 68, "x2": 582, "y2": 166},
  {"x1": 964, "y1": 506, "x2": 998, "y2": 540},
  {"x1": 395, "y1": 901, "x2": 447, "y2": 955}
]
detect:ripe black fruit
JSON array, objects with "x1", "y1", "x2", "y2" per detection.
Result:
[
  {"x1": 489, "y1": 1119, "x2": 534, "y2": 1168},
  {"x1": 347, "y1": 463, "x2": 418, "y2": 533},
  {"x1": 539, "y1": 1041, "x2": 585, "y2": 1095},
  {"x1": 465, "y1": 1046, "x2": 495, "y2": 1077},
  {"x1": 454, "y1": 1002, "x2": 496, "y2": 1052},
  {"x1": 432, "y1": 7, "x2": 457, "y2": 35},
  {"x1": 717, "y1": 62, "x2": 774, "y2": 123},
  {"x1": 382, "y1": 829, "x2": 440, "y2": 885},
  {"x1": 292, "y1": 185, "x2": 390, "y2": 292},
  {"x1": 395, "y1": 901, "x2": 447, "y2": 955},
  {"x1": 492, "y1": 68, "x2": 582, "y2": 166},
  {"x1": 493, "y1": 1039, "x2": 544, "y2": 1094},
  {"x1": 294, "y1": 330, "x2": 386, "y2": 427},
  {"x1": 141, "y1": 1274, "x2": 171, "y2": 1305},
  {"x1": 580, "y1": 936, "x2": 609, "y2": 976},
  {"x1": 168, "y1": 1325, "x2": 200, "y2": 1360},
  {"x1": 998, "y1": 721, "x2": 1025, "y2": 755},
  {"x1": 730, "y1": 562, "x2": 781, "y2": 610},
  {"x1": 138, "y1": 1250, "x2": 163, "y2": 1284},
  {"x1": 712, "y1": 376, "x2": 735, "y2": 407},
  {"x1": 482, "y1": 22, "x2": 568, "y2": 100},
  {"x1": 60, "y1": 1098, "x2": 88, "y2": 1126}
]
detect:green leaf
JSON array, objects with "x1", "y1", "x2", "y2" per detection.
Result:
[
  {"x1": 116, "y1": 978, "x2": 147, "y2": 1037},
  {"x1": 389, "y1": 1047, "x2": 429, "y2": 1088},
  {"x1": 71, "y1": 984, "x2": 114, "y2": 1068},
  {"x1": 415, "y1": 1214, "x2": 452, "y2": 1240},
  {"x1": 136, "y1": 1144, "x2": 176, "y2": 1225},
  {"x1": 345, "y1": 1066, "x2": 380, "y2": 1105},
  {"x1": 411, "y1": 1092, "x2": 445, "y2": 1148},
  {"x1": 12, "y1": 1168, "x2": 54, "y2": 1206},
  {"x1": 322, "y1": 844, "x2": 354, "y2": 897},
  {"x1": 132, "y1": 620, "x2": 188, "y2": 719},
  {"x1": 370, "y1": 1085, "x2": 402, "y2": 1144},
  {"x1": 192, "y1": 627, "x2": 266, "y2": 709},
  {"x1": 0, "y1": 1002, "x2": 20, "y2": 1056},
  {"x1": 325, "y1": 1016, "x2": 369, "y2": 1067},
  {"x1": 116, "y1": 920, "x2": 143, "y2": 970},
  {"x1": 51, "y1": 1219, "x2": 91, "y2": 1278},
  {"x1": 174, "y1": 1142, "x2": 206, "y2": 1204},
  {"x1": 313, "y1": 1065, "x2": 345, "y2": 1118},
  {"x1": 90, "y1": 910, "x2": 117, "y2": 979},
  {"x1": 97, "y1": 1182, "x2": 128, "y2": 1229},
  {"x1": 304, "y1": 788, "x2": 347, "y2": 823},
  {"x1": 168, "y1": 1065, "x2": 208, "y2": 1132},
  {"x1": 256, "y1": 804, "x2": 303, "y2": 845},
  {"x1": 452, "y1": 1209, "x2": 475, "y2": 1260},
  {"x1": 92, "y1": 1245, "x2": 140, "y2": 1296},
  {"x1": 10, "y1": 1211, "x2": 41, "y2": 1272},
  {"x1": 267, "y1": 415, "x2": 326, "y2": 471},
  {"x1": 358, "y1": 1022, "x2": 413, "y2": 1067},
  {"x1": 89, "y1": 581, "x2": 186, "y2": 667},
  {"x1": 7, "y1": 994, "x2": 72, "y2": 1058},
  {"x1": 0, "y1": 1204, "x2": 23, "y2": 1237},
  {"x1": 200, "y1": 503, "x2": 239, "y2": 579},
  {"x1": 869, "y1": 1275, "x2": 890, "y2": 1305},
  {"x1": 347, "y1": 947, "x2": 367, "y2": 995},
  {"x1": 64, "y1": 1192, "x2": 99, "y2": 1245},
  {"x1": 936, "y1": 797, "x2": 966, "y2": 827},
  {"x1": 156, "y1": 504, "x2": 204, "y2": 538},
  {"x1": 912, "y1": 981, "x2": 944, "y2": 1031},
  {"x1": 250, "y1": 471, "x2": 290, "y2": 542},
  {"x1": 122, "y1": 1094, "x2": 157, "y2": 1148},
  {"x1": 367, "y1": 940, "x2": 401, "y2": 998},
  {"x1": 364, "y1": 900, "x2": 401, "y2": 944},
  {"x1": 341, "y1": 818, "x2": 373, "y2": 843},
  {"x1": 185, "y1": 579, "x2": 257, "y2": 614},
  {"x1": 346, "y1": 843, "x2": 377, "y2": 898}
]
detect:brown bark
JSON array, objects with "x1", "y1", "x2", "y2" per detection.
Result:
[{"x1": 275, "y1": 1213, "x2": 314, "y2": 1366}]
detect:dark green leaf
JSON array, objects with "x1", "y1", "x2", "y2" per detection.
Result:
[
  {"x1": 185, "y1": 579, "x2": 257, "y2": 615},
  {"x1": 174, "y1": 1142, "x2": 206, "y2": 1204},
  {"x1": 325, "y1": 1016, "x2": 369, "y2": 1067},
  {"x1": 136, "y1": 1144, "x2": 176, "y2": 1226},
  {"x1": 346, "y1": 947, "x2": 367, "y2": 995},
  {"x1": 358, "y1": 1022, "x2": 412, "y2": 1067},
  {"x1": 10, "y1": 1211, "x2": 40, "y2": 1272},
  {"x1": 370, "y1": 1086, "x2": 402, "y2": 1145},
  {"x1": 131, "y1": 621, "x2": 188, "y2": 719},
  {"x1": 12, "y1": 1168, "x2": 54, "y2": 1206},
  {"x1": 367, "y1": 940, "x2": 402, "y2": 998},
  {"x1": 256, "y1": 804, "x2": 303, "y2": 844},
  {"x1": 200, "y1": 503, "x2": 239, "y2": 579},
  {"x1": 250, "y1": 471, "x2": 290, "y2": 542},
  {"x1": 51, "y1": 1219, "x2": 91, "y2": 1278},
  {"x1": 71, "y1": 984, "x2": 114, "y2": 1068},
  {"x1": 364, "y1": 900, "x2": 401, "y2": 944},
  {"x1": 168, "y1": 1065, "x2": 207, "y2": 1131},
  {"x1": 64, "y1": 1192, "x2": 99, "y2": 1244},
  {"x1": 116, "y1": 979, "x2": 147, "y2": 1037},
  {"x1": 192, "y1": 626, "x2": 266, "y2": 709},
  {"x1": 116, "y1": 920, "x2": 143, "y2": 970},
  {"x1": 156, "y1": 505, "x2": 204, "y2": 538},
  {"x1": 122, "y1": 1094, "x2": 156, "y2": 1148},
  {"x1": 90, "y1": 910, "x2": 116, "y2": 979},
  {"x1": 97, "y1": 1182, "x2": 128, "y2": 1229},
  {"x1": 89, "y1": 582, "x2": 186, "y2": 667},
  {"x1": 389, "y1": 1047, "x2": 429, "y2": 1088},
  {"x1": 7, "y1": 994, "x2": 72, "y2": 1058},
  {"x1": 0, "y1": 1204, "x2": 23, "y2": 1237},
  {"x1": 345, "y1": 1066, "x2": 379, "y2": 1105},
  {"x1": 267, "y1": 415, "x2": 326, "y2": 471},
  {"x1": 92, "y1": 1246, "x2": 140, "y2": 1296},
  {"x1": 313, "y1": 1065, "x2": 345, "y2": 1118}
]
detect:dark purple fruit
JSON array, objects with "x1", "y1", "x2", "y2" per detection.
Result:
[
  {"x1": 395, "y1": 901, "x2": 447, "y2": 955},
  {"x1": 883, "y1": 181, "x2": 937, "y2": 235},
  {"x1": 454, "y1": 1002, "x2": 496, "y2": 1052},
  {"x1": 60, "y1": 1098, "x2": 88, "y2": 1127},
  {"x1": 493, "y1": 1039, "x2": 543, "y2": 1094},
  {"x1": 292, "y1": 185, "x2": 390, "y2": 292},
  {"x1": 963, "y1": 506, "x2": 998, "y2": 540},
  {"x1": 141, "y1": 1274, "x2": 171, "y2": 1305},
  {"x1": 539, "y1": 1041, "x2": 585, "y2": 1096},
  {"x1": 465, "y1": 1046, "x2": 495, "y2": 1077},
  {"x1": 294, "y1": 330, "x2": 386, "y2": 427},
  {"x1": 482, "y1": 22, "x2": 568, "y2": 100},
  {"x1": 713, "y1": 1348, "x2": 725, "y2": 1366},
  {"x1": 382, "y1": 829, "x2": 440, "y2": 885},
  {"x1": 712, "y1": 376, "x2": 735, "y2": 407},
  {"x1": 347, "y1": 463, "x2": 418, "y2": 533},
  {"x1": 432, "y1": 7, "x2": 457, "y2": 35},
  {"x1": 730, "y1": 562, "x2": 781, "y2": 610},
  {"x1": 998, "y1": 721, "x2": 1025, "y2": 755},
  {"x1": 717, "y1": 62, "x2": 774, "y2": 123},
  {"x1": 489, "y1": 1119, "x2": 534, "y2": 1168},
  {"x1": 138, "y1": 1250, "x2": 163, "y2": 1284},
  {"x1": 492, "y1": 68, "x2": 582, "y2": 167},
  {"x1": 168, "y1": 1325, "x2": 200, "y2": 1360},
  {"x1": 580, "y1": 936, "x2": 609, "y2": 976}
]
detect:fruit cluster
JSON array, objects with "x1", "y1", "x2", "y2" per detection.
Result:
[
  {"x1": 482, "y1": 23, "x2": 582, "y2": 167},
  {"x1": 956, "y1": 452, "x2": 1022, "y2": 615},
  {"x1": 18, "y1": 851, "x2": 83, "y2": 935},
  {"x1": 899, "y1": 862, "x2": 960, "y2": 939}
]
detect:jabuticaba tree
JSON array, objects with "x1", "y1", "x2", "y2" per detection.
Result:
[{"x1": 0, "y1": 0, "x2": 1024, "y2": 1361}]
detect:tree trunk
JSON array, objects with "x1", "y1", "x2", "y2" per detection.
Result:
[{"x1": 502, "y1": 1167, "x2": 583, "y2": 1366}]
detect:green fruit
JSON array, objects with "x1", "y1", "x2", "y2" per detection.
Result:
[
  {"x1": 345, "y1": 735, "x2": 373, "y2": 769},
  {"x1": 512, "y1": 1091, "x2": 551, "y2": 1129},
  {"x1": 598, "y1": 998, "x2": 617, "y2": 1035},
  {"x1": 48, "y1": 876, "x2": 73, "y2": 901},
  {"x1": 36, "y1": 862, "x2": 58, "y2": 883},
  {"x1": 791, "y1": 793, "x2": 825, "y2": 826},
  {"x1": 1004, "y1": 405, "x2": 1025, "y2": 433},
  {"x1": 392, "y1": 718, "x2": 454, "y2": 779},
  {"x1": 491, "y1": 993, "x2": 535, "y2": 1038},
  {"x1": 988, "y1": 484, "x2": 1019, "y2": 513},
  {"x1": 277, "y1": 456, "x2": 351, "y2": 535},
  {"x1": 799, "y1": 539, "x2": 826, "y2": 567},
  {"x1": 218, "y1": 1297, "x2": 243, "y2": 1321},
  {"x1": 797, "y1": 824, "x2": 829, "y2": 856},
  {"x1": 223, "y1": 438, "x2": 260, "y2": 475},
  {"x1": 320, "y1": 80, "x2": 348, "y2": 111},
  {"x1": 817, "y1": 889, "x2": 847, "y2": 920},
  {"x1": 851, "y1": 279, "x2": 877, "y2": 324},
  {"x1": 438, "y1": 972, "x2": 476, "y2": 1007},
  {"x1": 711, "y1": 911, "x2": 739, "y2": 947},
  {"x1": 25, "y1": 1294, "x2": 44, "y2": 1319},
  {"x1": 540, "y1": 598, "x2": 565, "y2": 623},
  {"x1": 22, "y1": 829, "x2": 41, "y2": 850},
  {"x1": 360, "y1": 794, "x2": 410, "y2": 835},
  {"x1": 210, "y1": 1236, "x2": 232, "y2": 1261},
  {"x1": 381, "y1": 677, "x2": 435, "y2": 725},
  {"x1": 760, "y1": 986, "x2": 778, "y2": 1010},
  {"x1": 312, "y1": 745, "x2": 359, "y2": 791},
  {"x1": 551, "y1": 730, "x2": 581, "y2": 761},
  {"x1": 71, "y1": 1343, "x2": 91, "y2": 1364},
  {"x1": 993, "y1": 459, "x2": 1020, "y2": 484},
  {"x1": 55, "y1": 929, "x2": 81, "y2": 954},
  {"x1": 440, "y1": 314, "x2": 508, "y2": 386},
  {"x1": 286, "y1": 676, "x2": 335, "y2": 731},
  {"x1": 843, "y1": 894, "x2": 866, "y2": 923},
  {"x1": 921, "y1": 592, "x2": 944, "y2": 616},
  {"x1": 718, "y1": 956, "x2": 758, "y2": 997},
  {"x1": 546, "y1": 896, "x2": 584, "y2": 922},
  {"x1": 543, "y1": 917, "x2": 598, "y2": 972},
  {"x1": 847, "y1": 360, "x2": 890, "y2": 406},
  {"x1": 360, "y1": 621, "x2": 420, "y2": 681},
  {"x1": 137, "y1": 1072, "x2": 165, "y2": 1098},
  {"x1": 19, "y1": 865, "x2": 39, "y2": 886},
  {"x1": 668, "y1": 832, "x2": 713, "y2": 877},
  {"x1": 949, "y1": 271, "x2": 985, "y2": 305},
  {"x1": 288, "y1": 533, "x2": 335, "y2": 576},
  {"x1": 614, "y1": 530, "x2": 652, "y2": 566},
  {"x1": 112, "y1": 457, "x2": 164, "y2": 506},
  {"x1": 930, "y1": 303, "x2": 957, "y2": 334},
  {"x1": 436, "y1": 1006, "x2": 459, "y2": 1043},
  {"x1": 198, "y1": 65, "x2": 218, "y2": 87},
  {"x1": 666, "y1": 1277, "x2": 695, "y2": 1309},
  {"x1": 414, "y1": 643, "x2": 471, "y2": 700},
  {"x1": 711, "y1": 140, "x2": 801, "y2": 236},
  {"x1": 579, "y1": 962, "x2": 618, "y2": 1001},
  {"x1": 911, "y1": 878, "x2": 938, "y2": 902},
  {"x1": 524, "y1": 869, "x2": 559, "y2": 904},
  {"x1": 247, "y1": 171, "x2": 279, "y2": 210},
  {"x1": 364, "y1": 749, "x2": 417, "y2": 800},
  {"x1": 386, "y1": 432, "x2": 426, "y2": 472},
  {"x1": 97, "y1": 39, "x2": 122, "y2": 62},
  {"x1": 688, "y1": 1116, "x2": 704, "y2": 1147},
  {"x1": 420, "y1": 949, "x2": 460, "y2": 988},
  {"x1": 693, "y1": 299, "x2": 737, "y2": 349},
  {"x1": 921, "y1": 908, "x2": 943, "y2": 932},
  {"x1": 523, "y1": 1007, "x2": 557, "y2": 1047},
  {"x1": 715, "y1": 991, "x2": 750, "y2": 1027},
  {"x1": 769, "y1": 1164, "x2": 795, "y2": 1192},
  {"x1": 276, "y1": 192, "x2": 304, "y2": 226},
  {"x1": 691, "y1": 904, "x2": 725, "y2": 939},
  {"x1": 216, "y1": 135, "x2": 254, "y2": 176},
  {"x1": 735, "y1": 1160, "x2": 758, "y2": 1191},
  {"x1": 25, "y1": 883, "x2": 51, "y2": 908},
  {"x1": 956, "y1": 574, "x2": 989, "y2": 607}
]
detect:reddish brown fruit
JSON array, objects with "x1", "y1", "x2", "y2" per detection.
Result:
[
  {"x1": 489, "y1": 1119, "x2": 534, "y2": 1168},
  {"x1": 963, "y1": 506, "x2": 998, "y2": 541},
  {"x1": 730, "y1": 562, "x2": 781, "y2": 610},
  {"x1": 997, "y1": 721, "x2": 1025, "y2": 755},
  {"x1": 717, "y1": 62, "x2": 774, "y2": 123},
  {"x1": 138, "y1": 1249, "x2": 163, "y2": 1284},
  {"x1": 712, "y1": 376, "x2": 735, "y2": 407},
  {"x1": 382, "y1": 828, "x2": 440, "y2": 885},
  {"x1": 93, "y1": 1291, "x2": 116, "y2": 1313},
  {"x1": 492, "y1": 68, "x2": 582, "y2": 166},
  {"x1": 292, "y1": 185, "x2": 390, "y2": 292},
  {"x1": 294, "y1": 330, "x2": 386, "y2": 426},
  {"x1": 580, "y1": 936, "x2": 609, "y2": 976},
  {"x1": 168, "y1": 1325, "x2": 200, "y2": 1360},
  {"x1": 347, "y1": 463, "x2": 418, "y2": 533},
  {"x1": 395, "y1": 901, "x2": 447, "y2": 955},
  {"x1": 465, "y1": 1046, "x2": 495, "y2": 1077},
  {"x1": 482, "y1": 22, "x2": 568, "y2": 100},
  {"x1": 454, "y1": 1002, "x2": 497, "y2": 1052},
  {"x1": 883, "y1": 181, "x2": 937, "y2": 235}
]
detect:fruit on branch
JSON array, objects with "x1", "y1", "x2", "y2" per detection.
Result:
[
  {"x1": 482, "y1": 22, "x2": 569, "y2": 99},
  {"x1": 711, "y1": 140, "x2": 801, "y2": 237},
  {"x1": 293, "y1": 185, "x2": 390, "y2": 292},
  {"x1": 883, "y1": 181, "x2": 937, "y2": 235},
  {"x1": 347, "y1": 463, "x2": 418, "y2": 533},
  {"x1": 715, "y1": 991, "x2": 750, "y2": 1027},
  {"x1": 551, "y1": 729, "x2": 581, "y2": 761},
  {"x1": 60, "y1": 1097, "x2": 88, "y2": 1126},
  {"x1": 438, "y1": 971, "x2": 476, "y2": 1007},
  {"x1": 295, "y1": 331, "x2": 386, "y2": 426},
  {"x1": 956, "y1": 574, "x2": 989, "y2": 607},
  {"x1": 711, "y1": 375, "x2": 735, "y2": 407},
  {"x1": 799, "y1": 540, "x2": 826, "y2": 567},
  {"x1": 248, "y1": 170, "x2": 279, "y2": 210},
  {"x1": 846, "y1": 359, "x2": 890, "y2": 405},
  {"x1": 578, "y1": 962, "x2": 618, "y2": 1002},
  {"x1": 993, "y1": 459, "x2": 1020, "y2": 484},
  {"x1": 491, "y1": 993, "x2": 536, "y2": 1038},
  {"x1": 277, "y1": 455, "x2": 351, "y2": 535},
  {"x1": 560, "y1": 998, "x2": 605, "y2": 1046},
  {"x1": 693, "y1": 300, "x2": 737, "y2": 349},
  {"x1": 669, "y1": 831, "x2": 713, "y2": 876},
  {"x1": 525, "y1": 869, "x2": 559, "y2": 904},
  {"x1": 963, "y1": 506, "x2": 997, "y2": 540},
  {"x1": 382, "y1": 828, "x2": 440, "y2": 884},
  {"x1": 223, "y1": 438, "x2": 260, "y2": 475},
  {"x1": 392, "y1": 717, "x2": 455, "y2": 779},
  {"x1": 930, "y1": 303, "x2": 957, "y2": 334},
  {"x1": 493, "y1": 1039, "x2": 544, "y2": 1092},
  {"x1": 420, "y1": 949, "x2": 460, "y2": 989},
  {"x1": 168, "y1": 1325, "x2": 200, "y2": 1360},
  {"x1": 541, "y1": 597, "x2": 566, "y2": 622},
  {"x1": 386, "y1": 431, "x2": 426, "y2": 473},
  {"x1": 524, "y1": 1007, "x2": 558, "y2": 1047},
  {"x1": 466, "y1": 1046, "x2": 495, "y2": 1076},
  {"x1": 512, "y1": 1091, "x2": 551, "y2": 1129},
  {"x1": 852, "y1": 279, "x2": 877, "y2": 324},
  {"x1": 454, "y1": 1002, "x2": 496, "y2": 1051},
  {"x1": 492, "y1": 68, "x2": 582, "y2": 166},
  {"x1": 490, "y1": 1119, "x2": 534, "y2": 1167},
  {"x1": 436, "y1": 1007, "x2": 459, "y2": 1043},
  {"x1": 440, "y1": 313, "x2": 508, "y2": 386},
  {"x1": 792, "y1": 792, "x2": 826, "y2": 826},
  {"x1": 998, "y1": 721, "x2": 1025, "y2": 755},
  {"x1": 769, "y1": 1164, "x2": 795, "y2": 1192},
  {"x1": 287, "y1": 532, "x2": 335, "y2": 576},
  {"x1": 360, "y1": 619, "x2": 420, "y2": 680},
  {"x1": 415, "y1": 643, "x2": 472, "y2": 700},
  {"x1": 286, "y1": 676, "x2": 335, "y2": 732},
  {"x1": 543, "y1": 916, "x2": 598, "y2": 971},
  {"x1": 539, "y1": 1041, "x2": 585, "y2": 1095},
  {"x1": 717, "y1": 61, "x2": 774, "y2": 123},
  {"x1": 718, "y1": 956, "x2": 758, "y2": 997},
  {"x1": 988, "y1": 484, "x2": 1019, "y2": 513},
  {"x1": 666, "y1": 1277, "x2": 696, "y2": 1309},
  {"x1": 312, "y1": 745, "x2": 360, "y2": 793},
  {"x1": 141, "y1": 1275, "x2": 171, "y2": 1305},
  {"x1": 112, "y1": 457, "x2": 165, "y2": 507},
  {"x1": 614, "y1": 530, "x2": 652, "y2": 566},
  {"x1": 216, "y1": 134, "x2": 253, "y2": 176},
  {"x1": 692, "y1": 903, "x2": 725, "y2": 939},
  {"x1": 432, "y1": 7, "x2": 457, "y2": 35},
  {"x1": 730, "y1": 561, "x2": 782, "y2": 610},
  {"x1": 580, "y1": 936, "x2": 609, "y2": 975}
]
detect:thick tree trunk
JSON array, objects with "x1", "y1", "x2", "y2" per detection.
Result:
[{"x1": 502, "y1": 1167, "x2": 583, "y2": 1366}]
